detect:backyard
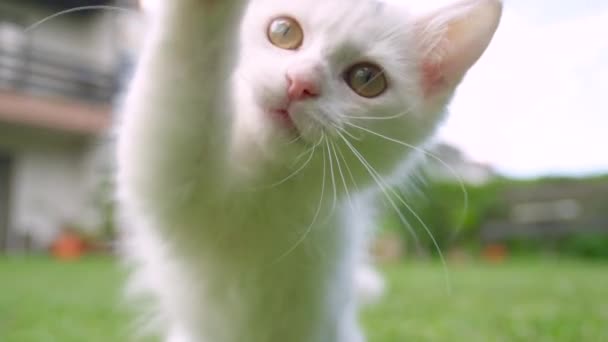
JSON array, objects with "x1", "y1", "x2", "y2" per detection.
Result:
[{"x1": 1, "y1": 257, "x2": 607, "y2": 341}]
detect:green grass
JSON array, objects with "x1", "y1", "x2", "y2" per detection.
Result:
[
  {"x1": 1, "y1": 257, "x2": 607, "y2": 341},
  {"x1": 364, "y1": 260, "x2": 608, "y2": 341},
  {"x1": 0, "y1": 257, "x2": 130, "y2": 342}
]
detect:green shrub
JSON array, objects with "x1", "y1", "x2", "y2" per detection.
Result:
[
  {"x1": 559, "y1": 234, "x2": 608, "y2": 259},
  {"x1": 384, "y1": 174, "x2": 608, "y2": 259},
  {"x1": 387, "y1": 180, "x2": 504, "y2": 256}
]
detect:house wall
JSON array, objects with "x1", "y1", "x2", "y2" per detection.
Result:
[
  {"x1": 12, "y1": 144, "x2": 87, "y2": 247},
  {"x1": 0, "y1": 1, "x2": 132, "y2": 250},
  {"x1": 0, "y1": 124, "x2": 107, "y2": 249}
]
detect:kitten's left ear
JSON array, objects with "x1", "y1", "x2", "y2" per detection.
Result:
[{"x1": 416, "y1": 0, "x2": 502, "y2": 97}]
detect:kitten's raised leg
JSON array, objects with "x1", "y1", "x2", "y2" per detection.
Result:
[{"x1": 118, "y1": 0, "x2": 246, "y2": 204}]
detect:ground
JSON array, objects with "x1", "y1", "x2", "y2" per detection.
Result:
[{"x1": 1, "y1": 257, "x2": 607, "y2": 341}]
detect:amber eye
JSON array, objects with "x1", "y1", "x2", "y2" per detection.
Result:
[
  {"x1": 267, "y1": 16, "x2": 303, "y2": 50},
  {"x1": 344, "y1": 63, "x2": 387, "y2": 98}
]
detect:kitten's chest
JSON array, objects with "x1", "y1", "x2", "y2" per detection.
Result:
[
  {"x1": 171, "y1": 196, "x2": 344, "y2": 264},
  {"x1": 163, "y1": 208, "x2": 351, "y2": 342}
]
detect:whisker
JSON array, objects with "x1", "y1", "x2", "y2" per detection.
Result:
[
  {"x1": 287, "y1": 135, "x2": 303, "y2": 145},
  {"x1": 336, "y1": 126, "x2": 363, "y2": 141},
  {"x1": 271, "y1": 140, "x2": 328, "y2": 264},
  {"x1": 340, "y1": 108, "x2": 412, "y2": 121},
  {"x1": 346, "y1": 122, "x2": 469, "y2": 236},
  {"x1": 330, "y1": 141, "x2": 354, "y2": 211},
  {"x1": 337, "y1": 131, "x2": 452, "y2": 294},
  {"x1": 335, "y1": 131, "x2": 423, "y2": 256},
  {"x1": 290, "y1": 134, "x2": 324, "y2": 166},
  {"x1": 25, "y1": 6, "x2": 136, "y2": 33},
  {"x1": 267, "y1": 136, "x2": 322, "y2": 189},
  {"x1": 334, "y1": 141, "x2": 360, "y2": 195},
  {"x1": 275, "y1": 152, "x2": 315, "y2": 186},
  {"x1": 325, "y1": 139, "x2": 339, "y2": 214}
]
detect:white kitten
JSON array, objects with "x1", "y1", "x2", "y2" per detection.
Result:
[{"x1": 117, "y1": 0, "x2": 501, "y2": 341}]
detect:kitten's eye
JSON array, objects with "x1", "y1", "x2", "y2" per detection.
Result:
[
  {"x1": 267, "y1": 17, "x2": 303, "y2": 50},
  {"x1": 344, "y1": 63, "x2": 387, "y2": 98}
]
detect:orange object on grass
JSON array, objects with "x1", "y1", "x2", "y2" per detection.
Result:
[
  {"x1": 51, "y1": 231, "x2": 87, "y2": 260},
  {"x1": 482, "y1": 244, "x2": 508, "y2": 263}
]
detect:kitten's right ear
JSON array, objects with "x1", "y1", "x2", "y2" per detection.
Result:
[{"x1": 415, "y1": 0, "x2": 502, "y2": 98}]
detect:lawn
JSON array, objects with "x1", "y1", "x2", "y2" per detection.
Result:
[{"x1": 1, "y1": 257, "x2": 607, "y2": 341}]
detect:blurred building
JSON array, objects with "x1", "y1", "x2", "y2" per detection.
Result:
[
  {"x1": 481, "y1": 177, "x2": 608, "y2": 244},
  {"x1": 0, "y1": 0, "x2": 138, "y2": 251},
  {"x1": 424, "y1": 143, "x2": 496, "y2": 185}
]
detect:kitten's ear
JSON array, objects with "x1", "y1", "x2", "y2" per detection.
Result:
[{"x1": 415, "y1": 0, "x2": 502, "y2": 97}]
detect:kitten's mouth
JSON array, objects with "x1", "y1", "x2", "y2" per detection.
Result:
[
  {"x1": 268, "y1": 107, "x2": 323, "y2": 145},
  {"x1": 270, "y1": 108, "x2": 298, "y2": 132}
]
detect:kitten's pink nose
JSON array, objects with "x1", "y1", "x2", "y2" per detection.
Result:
[{"x1": 286, "y1": 74, "x2": 320, "y2": 101}]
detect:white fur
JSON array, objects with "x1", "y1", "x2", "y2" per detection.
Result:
[{"x1": 116, "y1": 0, "x2": 500, "y2": 341}]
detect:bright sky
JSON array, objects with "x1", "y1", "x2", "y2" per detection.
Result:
[{"x1": 438, "y1": 0, "x2": 608, "y2": 178}]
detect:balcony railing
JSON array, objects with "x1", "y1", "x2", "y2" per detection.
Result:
[
  {"x1": 27, "y1": 0, "x2": 120, "y2": 10},
  {"x1": 0, "y1": 44, "x2": 119, "y2": 104}
]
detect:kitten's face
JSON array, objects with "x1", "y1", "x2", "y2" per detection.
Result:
[
  {"x1": 230, "y1": 0, "x2": 501, "y2": 183},
  {"x1": 232, "y1": 0, "x2": 441, "y2": 170}
]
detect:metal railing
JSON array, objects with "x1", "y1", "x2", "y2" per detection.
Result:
[{"x1": 0, "y1": 45, "x2": 119, "y2": 104}]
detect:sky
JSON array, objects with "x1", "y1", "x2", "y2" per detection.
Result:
[{"x1": 437, "y1": 0, "x2": 608, "y2": 178}]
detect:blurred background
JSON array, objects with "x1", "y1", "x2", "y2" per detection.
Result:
[{"x1": 0, "y1": 0, "x2": 607, "y2": 341}]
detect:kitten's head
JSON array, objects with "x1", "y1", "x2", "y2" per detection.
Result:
[{"x1": 231, "y1": 0, "x2": 501, "y2": 182}]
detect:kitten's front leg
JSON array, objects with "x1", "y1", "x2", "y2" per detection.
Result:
[
  {"x1": 119, "y1": 0, "x2": 247, "y2": 200},
  {"x1": 140, "y1": 0, "x2": 246, "y2": 136}
]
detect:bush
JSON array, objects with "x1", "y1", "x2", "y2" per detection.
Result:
[
  {"x1": 384, "y1": 174, "x2": 608, "y2": 260},
  {"x1": 386, "y1": 180, "x2": 503, "y2": 256},
  {"x1": 559, "y1": 234, "x2": 608, "y2": 259}
]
